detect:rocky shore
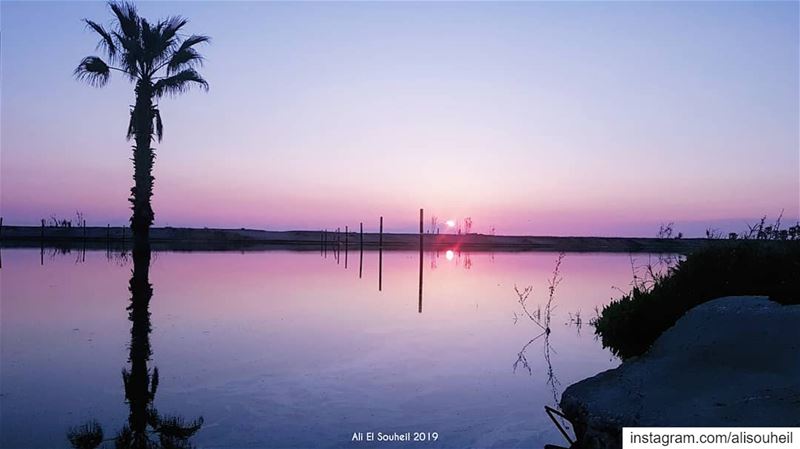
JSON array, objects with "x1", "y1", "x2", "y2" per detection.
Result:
[{"x1": 561, "y1": 296, "x2": 800, "y2": 448}]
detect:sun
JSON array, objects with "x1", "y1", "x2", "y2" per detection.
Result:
[{"x1": 446, "y1": 220, "x2": 456, "y2": 228}]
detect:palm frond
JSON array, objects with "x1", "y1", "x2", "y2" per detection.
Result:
[
  {"x1": 159, "y1": 16, "x2": 188, "y2": 47},
  {"x1": 108, "y1": 1, "x2": 140, "y2": 41},
  {"x1": 153, "y1": 69, "x2": 208, "y2": 97},
  {"x1": 145, "y1": 16, "x2": 187, "y2": 72},
  {"x1": 166, "y1": 35, "x2": 209, "y2": 74},
  {"x1": 114, "y1": 425, "x2": 134, "y2": 448},
  {"x1": 166, "y1": 47, "x2": 203, "y2": 74},
  {"x1": 127, "y1": 109, "x2": 135, "y2": 140},
  {"x1": 179, "y1": 35, "x2": 211, "y2": 50},
  {"x1": 156, "y1": 415, "x2": 204, "y2": 440},
  {"x1": 83, "y1": 19, "x2": 117, "y2": 60},
  {"x1": 150, "y1": 366, "x2": 160, "y2": 396},
  {"x1": 74, "y1": 56, "x2": 111, "y2": 87},
  {"x1": 67, "y1": 421, "x2": 104, "y2": 449},
  {"x1": 140, "y1": 17, "x2": 155, "y2": 65},
  {"x1": 113, "y1": 31, "x2": 142, "y2": 78},
  {"x1": 153, "y1": 108, "x2": 164, "y2": 142}
]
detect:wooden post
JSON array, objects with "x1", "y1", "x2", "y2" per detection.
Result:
[
  {"x1": 40, "y1": 218, "x2": 45, "y2": 266},
  {"x1": 419, "y1": 209, "x2": 424, "y2": 247},
  {"x1": 419, "y1": 209, "x2": 424, "y2": 313},
  {"x1": 324, "y1": 229, "x2": 327, "y2": 258},
  {"x1": 83, "y1": 219, "x2": 87, "y2": 241},
  {"x1": 344, "y1": 225, "x2": 349, "y2": 269},
  {"x1": 378, "y1": 217, "x2": 383, "y2": 291},
  {"x1": 0, "y1": 216, "x2": 3, "y2": 240}
]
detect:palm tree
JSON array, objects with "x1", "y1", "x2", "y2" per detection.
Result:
[{"x1": 75, "y1": 1, "x2": 209, "y2": 247}]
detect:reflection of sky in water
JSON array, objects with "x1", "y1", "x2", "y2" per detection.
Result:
[{"x1": 0, "y1": 249, "x2": 650, "y2": 448}]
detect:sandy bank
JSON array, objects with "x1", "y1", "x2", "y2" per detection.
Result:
[{"x1": 1, "y1": 225, "x2": 725, "y2": 253}]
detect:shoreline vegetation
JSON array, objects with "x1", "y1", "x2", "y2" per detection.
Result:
[
  {"x1": 593, "y1": 241, "x2": 800, "y2": 359},
  {"x1": 0, "y1": 224, "x2": 764, "y2": 253}
]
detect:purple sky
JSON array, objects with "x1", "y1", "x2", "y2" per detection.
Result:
[{"x1": 1, "y1": 1, "x2": 798, "y2": 236}]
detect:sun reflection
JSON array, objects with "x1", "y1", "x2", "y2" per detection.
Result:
[{"x1": 445, "y1": 250, "x2": 455, "y2": 261}]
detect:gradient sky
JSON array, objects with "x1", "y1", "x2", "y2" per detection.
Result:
[{"x1": 1, "y1": 1, "x2": 798, "y2": 236}]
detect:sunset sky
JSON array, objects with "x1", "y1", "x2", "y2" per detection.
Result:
[{"x1": 1, "y1": 1, "x2": 798, "y2": 236}]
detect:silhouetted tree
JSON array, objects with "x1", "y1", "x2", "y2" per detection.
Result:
[{"x1": 75, "y1": 2, "x2": 209, "y2": 248}]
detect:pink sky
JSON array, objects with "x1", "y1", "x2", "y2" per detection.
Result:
[{"x1": 1, "y1": 2, "x2": 798, "y2": 236}]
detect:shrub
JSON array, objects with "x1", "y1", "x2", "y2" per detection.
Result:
[{"x1": 593, "y1": 242, "x2": 800, "y2": 359}]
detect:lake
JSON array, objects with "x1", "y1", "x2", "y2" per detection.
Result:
[{"x1": 0, "y1": 247, "x2": 653, "y2": 448}]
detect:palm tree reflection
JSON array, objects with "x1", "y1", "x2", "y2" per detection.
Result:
[{"x1": 67, "y1": 242, "x2": 202, "y2": 448}]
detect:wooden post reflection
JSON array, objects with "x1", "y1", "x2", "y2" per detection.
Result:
[
  {"x1": 378, "y1": 217, "x2": 383, "y2": 291},
  {"x1": 344, "y1": 225, "x2": 349, "y2": 269},
  {"x1": 419, "y1": 208, "x2": 424, "y2": 314},
  {"x1": 359, "y1": 222, "x2": 363, "y2": 279}
]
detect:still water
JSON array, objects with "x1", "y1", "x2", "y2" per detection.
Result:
[{"x1": 0, "y1": 247, "x2": 646, "y2": 448}]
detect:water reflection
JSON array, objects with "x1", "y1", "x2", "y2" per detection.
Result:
[
  {"x1": 67, "y1": 242, "x2": 202, "y2": 448},
  {"x1": 2, "y1": 249, "x2": 650, "y2": 448},
  {"x1": 511, "y1": 253, "x2": 574, "y2": 446}
]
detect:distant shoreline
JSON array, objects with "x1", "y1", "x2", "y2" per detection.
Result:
[{"x1": 0, "y1": 225, "x2": 746, "y2": 253}]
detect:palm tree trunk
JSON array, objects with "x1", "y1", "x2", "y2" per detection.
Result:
[{"x1": 130, "y1": 79, "x2": 155, "y2": 250}]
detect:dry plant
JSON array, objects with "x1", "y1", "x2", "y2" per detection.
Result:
[{"x1": 513, "y1": 252, "x2": 565, "y2": 333}]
